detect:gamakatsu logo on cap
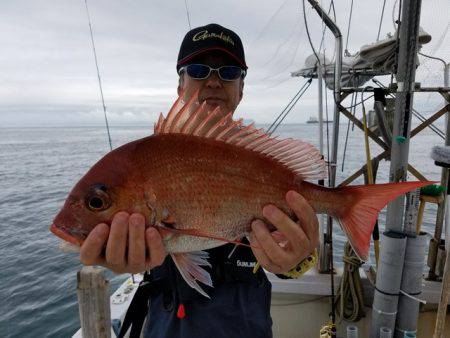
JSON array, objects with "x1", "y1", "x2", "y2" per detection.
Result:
[{"x1": 192, "y1": 30, "x2": 235, "y2": 46}]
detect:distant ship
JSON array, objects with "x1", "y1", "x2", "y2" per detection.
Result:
[{"x1": 307, "y1": 116, "x2": 333, "y2": 124}]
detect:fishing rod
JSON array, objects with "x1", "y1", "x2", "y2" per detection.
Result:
[{"x1": 84, "y1": 0, "x2": 113, "y2": 151}]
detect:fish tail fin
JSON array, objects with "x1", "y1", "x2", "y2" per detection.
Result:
[{"x1": 332, "y1": 180, "x2": 434, "y2": 261}]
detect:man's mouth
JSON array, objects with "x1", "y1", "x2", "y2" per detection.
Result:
[{"x1": 204, "y1": 97, "x2": 224, "y2": 106}]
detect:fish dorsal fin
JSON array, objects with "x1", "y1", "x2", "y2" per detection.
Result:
[{"x1": 154, "y1": 94, "x2": 326, "y2": 180}]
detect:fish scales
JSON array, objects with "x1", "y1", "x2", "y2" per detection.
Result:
[{"x1": 136, "y1": 134, "x2": 295, "y2": 252}]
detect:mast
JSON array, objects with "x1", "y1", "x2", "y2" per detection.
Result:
[{"x1": 370, "y1": 0, "x2": 423, "y2": 336}]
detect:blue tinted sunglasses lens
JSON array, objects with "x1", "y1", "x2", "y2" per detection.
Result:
[
  {"x1": 218, "y1": 66, "x2": 242, "y2": 80},
  {"x1": 186, "y1": 64, "x2": 210, "y2": 79}
]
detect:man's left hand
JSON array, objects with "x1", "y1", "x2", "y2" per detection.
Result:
[{"x1": 249, "y1": 190, "x2": 319, "y2": 274}]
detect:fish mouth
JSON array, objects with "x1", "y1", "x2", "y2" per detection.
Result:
[{"x1": 50, "y1": 223, "x2": 84, "y2": 247}]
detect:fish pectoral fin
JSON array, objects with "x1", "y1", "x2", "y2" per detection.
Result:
[{"x1": 171, "y1": 251, "x2": 212, "y2": 298}]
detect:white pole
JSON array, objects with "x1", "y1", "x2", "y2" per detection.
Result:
[{"x1": 371, "y1": 0, "x2": 423, "y2": 336}]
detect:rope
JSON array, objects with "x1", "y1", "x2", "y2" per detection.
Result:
[
  {"x1": 84, "y1": 0, "x2": 112, "y2": 151},
  {"x1": 183, "y1": 0, "x2": 192, "y2": 30},
  {"x1": 376, "y1": 0, "x2": 387, "y2": 41},
  {"x1": 334, "y1": 242, "x2": 365, "y2": 322},
  {"x1": 267, "y1": 79, "x2": 312, "y2": 134},
  {"x1": 344, "y1": 0, "x2": 354, "y2": 56}
]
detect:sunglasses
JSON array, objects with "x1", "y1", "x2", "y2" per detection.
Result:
[{"x1": 179, "y1": 64, "x2": 246, "y2": 81}]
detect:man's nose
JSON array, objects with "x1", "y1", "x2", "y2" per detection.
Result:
[{"x1": 205, "y1": 70, "x2": 222, "y2": 88}]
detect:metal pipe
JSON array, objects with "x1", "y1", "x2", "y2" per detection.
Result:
[
  {"x1": 317, "y1": 63, "x2": 329, "y2": 272},
  {"x1": 444, "y1": 63, "x2": 449, "y2": 254},
  {"x1": 371, "y1": 0, "x2": 423, "y2": 336},
  {"x1": 305, "y1": 1, "x2": 342, "y2": 190},
  {"x1": 428, "y1": 63, "x2": 450, "y2": 279},
  {"x1": 318, "y1": 65, "x2": 324, "y2": 155},
  {"x1": 306, "y1": 1, "x2": 342, "y2": 328},
  {"x1": 370, "y1": 232, "x2": 408, "y2": 337},
  {"x1": 396, "y1": 233, "x2": 427, "y2": 337}
]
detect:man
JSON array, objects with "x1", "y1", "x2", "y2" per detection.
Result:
[{"x1": 80, "y1": 23, "x2": 319, "y2": 338}]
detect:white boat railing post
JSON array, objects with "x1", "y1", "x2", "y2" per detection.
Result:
[
  {"x1": 306, "y1": 2, "x2": 343, "y2": 329},
  {"x1": 370, "y1": 0, "x2": 423, "y2": 337},
  {"x1": 317, "y1": 58, "x2": 329, "y2": 272},
  {"x1": 77, "y1": 266, "x2": 111, "y2": 338}
]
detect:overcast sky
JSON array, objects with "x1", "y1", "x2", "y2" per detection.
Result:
[{"x1": 1, "y1": 0, "x2": 449, "y2": 126}]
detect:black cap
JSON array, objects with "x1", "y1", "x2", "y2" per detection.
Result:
[{"x1": 177, "y1": 23, "x2": 247, "y2": 72}]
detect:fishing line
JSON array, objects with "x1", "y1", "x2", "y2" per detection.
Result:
[
  {"x1": 84, "y1": 0, "x2": 113, "y2": 151},
  {"x1": 183, "y1": 0, "x2": 192, "y2": 30},
  {"x1": 267, "y1": 79, "x2": 312, "y2": 134}
]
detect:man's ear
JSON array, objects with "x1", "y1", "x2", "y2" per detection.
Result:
[
  {"x1": 238, "y1": 79, "x2": 244, "y2": 103},
  {"x1": 177, "y1": 75, "x2": 184, "y2": 96}
]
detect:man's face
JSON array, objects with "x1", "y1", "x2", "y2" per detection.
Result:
[{"x1": 177, "y1": 54, "x2": 244, "y2": 115}]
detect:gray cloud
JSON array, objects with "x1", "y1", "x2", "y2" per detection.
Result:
[{"x1": 1, "y1": 0, "x2": 449, "y2": 126}]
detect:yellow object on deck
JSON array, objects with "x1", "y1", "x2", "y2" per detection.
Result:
[{"x1": 319, "y1": 323, "x2": 336, "y2": 337}]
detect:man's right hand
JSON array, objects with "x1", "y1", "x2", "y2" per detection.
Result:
[{"x1": 80, "y1": 211, "x2": 168, "y2": 274}]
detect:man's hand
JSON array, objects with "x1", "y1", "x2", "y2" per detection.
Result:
[
  {"x1": 249, "y1": 191, "x2": 319, "y2": 274},
  {"x1": 80, "y1": 211, "x2": 168, "y2": 274}
]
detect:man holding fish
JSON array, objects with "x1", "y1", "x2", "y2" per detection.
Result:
[
  {"x1": 51, "y1": 23, "x2": 429, "y2": 337},
  {"x1": 80, "y1": 23, "x2": 319, "y2": 337}
]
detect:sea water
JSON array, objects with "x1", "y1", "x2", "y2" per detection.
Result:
[{"x1": 0, "y1": 123, "x2": 443, "y2": 337}]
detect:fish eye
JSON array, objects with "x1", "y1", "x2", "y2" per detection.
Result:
[
  {"x1": 88, "y1": 196, "x2": 105, "y2": 210},
  {"x1": 86, "y1": 184, "x2": 111, "y2": 211}
]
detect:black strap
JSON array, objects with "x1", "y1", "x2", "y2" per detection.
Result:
[{"x1": 118, "y1": 277, "x2": 153, "y2": 338}]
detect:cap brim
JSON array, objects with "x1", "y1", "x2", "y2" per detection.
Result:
[{"x1": 177, "y1": 46, "x2": 247, "y2": 70}]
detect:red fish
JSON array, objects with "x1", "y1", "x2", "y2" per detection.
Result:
[{"x1": 51, "y1": 94, "x2": 432, "y2": 297}]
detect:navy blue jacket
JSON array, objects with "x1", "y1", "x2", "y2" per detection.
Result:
[{"x1": 142, "y1": 243, "x2": 273, "y2": 338}]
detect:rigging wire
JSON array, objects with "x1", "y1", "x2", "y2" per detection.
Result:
[
  {"x1": 260, "y1": 19, "x2": 301, "y2": 69},
  {"x1": 267, "y1": 79, "x2": 312, "y2": 134},
  {"x1": 84, "y1": 0, "x2": 112, "y2": 151},
  {"x1": 376, "y1": 0, "x2": 387, "y2": 42},
  {"x1": 183, "y1": 0, "x2": 192, "y2": 30},
  {"x1": 261, "y1": 23, "x2": 304, "y2": 81},
  {"x1": 344, "y1": 0, "x2": 354, "y2": 56},
  {"x1": 252, "y1": 0, "x2": 291, "y2": 44},
  {"x1": 302, "y1": 0, "x2": 322, "y2": 66}
]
